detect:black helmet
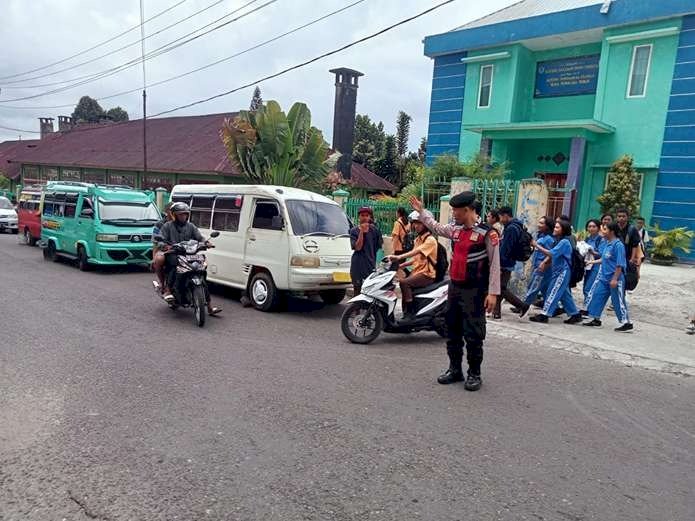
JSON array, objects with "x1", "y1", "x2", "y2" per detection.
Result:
[{"x1": 170, "y1": 202, "x2": 191, "y2": 215}]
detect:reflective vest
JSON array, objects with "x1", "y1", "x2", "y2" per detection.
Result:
[{"x1": 451, "y1": 224, "x2": 492, "y2": 288}]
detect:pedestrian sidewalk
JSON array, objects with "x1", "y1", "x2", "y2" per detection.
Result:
[{"x1": 491, "y1": 262, "x2": 695, "y2": 376}]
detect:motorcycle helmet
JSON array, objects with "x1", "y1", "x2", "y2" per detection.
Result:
[
  {"x1": 170, "y1": 202, "x2": 191, "y2": 215},
  {"x1": 408, "y1": 211, "x2": 422, "y2": 223}
]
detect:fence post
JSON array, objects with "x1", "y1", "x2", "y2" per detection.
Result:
[{"x1": 332, "y1": 189, "x2": 349, "y2": 208}]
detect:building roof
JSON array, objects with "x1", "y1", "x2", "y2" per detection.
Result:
[
  {"x1": 349, "y1": 161, "x2": 397, "y2": 193},
  {"x1": 0, "y1": 139, "x2": 41, "y2": 179},
  {"x1": 11, "y1": 113, "x2": 238, "y2": 176},
  {"x1": 453, "y1": 0, "x2": 604, "y2": 31}
]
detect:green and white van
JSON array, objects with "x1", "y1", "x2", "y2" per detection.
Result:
[{"x1": 40, "y1": 182, "x2": 160, "y2": 270}]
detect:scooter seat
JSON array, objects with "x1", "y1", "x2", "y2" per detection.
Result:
[{"x1": 412, "y1": 278, "x2": 449, "y2": 296}]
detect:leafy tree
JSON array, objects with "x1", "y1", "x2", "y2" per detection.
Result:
[
  {"x1": 374, "y1": 135, "x2": 398, "y2": 183},
  {"x1": 0, "y1": 175, "x2": 10, "y2": 190},
  {"x1": 249, "y1": 86, "x2": 263, "y2": 112},
  {"x1": 72, "y1": 96, "x2": 105, "y2": 123},
  {"x1": 106, "y1": 107, "x2": 129, "y2": 122},
  {"x1": 417, "y1": 137, "x2": 427, "y2": 163},
  {"x1": 352, "y1": 114, "x2": 386, "y2": 170},
  {"x1": 220, "y1": 100, "x2": 334, "y2": 190},
  {"x1": 396, "y1": 111, "x2": 411, "y2": 158},
  {"x1": 597, "y1": 155, "x2": 641, "y2": 216},
  {"x1": 429, "y1": 153, "x2": 507, "y2": 182}
]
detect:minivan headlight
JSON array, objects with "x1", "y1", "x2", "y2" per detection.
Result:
[
  {"x1": 96, "y1": 234, "x2": 119, "y2": 242},
  {"x1": 290, "y1": 255, "x2": 320, "y2": 268}
]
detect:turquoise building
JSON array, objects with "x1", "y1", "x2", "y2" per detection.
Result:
[{"x1": 424, "y1": 0, "x2": 695, "y2": 259}]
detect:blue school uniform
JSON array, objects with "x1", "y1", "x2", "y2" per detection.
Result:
[
  {"x1": 525, "y1": 233, "x2": 555, "y2": 305},
  {"x1": 586, "y1": 238, "x2": 630, "y2": 324},
  {"x1": 582, "y1": 234, "x2": 605, "y2": 304},
  {"x1": 541, "y1": 237, "x2": 579, "y2": 317}
]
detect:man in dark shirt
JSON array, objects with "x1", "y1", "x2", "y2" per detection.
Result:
[
  {"x1": 495, "y1": 207, "x2": 530, "y2": 319},
  {"x1": 350, "y1": 206, "x2": 383, "y2": 295},
  {"x1": 616, "y1": 207, "x2": 643, "y2": 284}
]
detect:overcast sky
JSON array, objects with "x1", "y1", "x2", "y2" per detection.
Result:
[{"x1": 0, "y1": 0, "x2": 516, "y2": 147}]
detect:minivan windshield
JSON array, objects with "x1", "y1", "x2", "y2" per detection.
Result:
[
  {"x1": 98, "y1": 201, "x2": 160, "y2": 224},
  {"x1": 0, "y1": 197, "x2": 13, "y2": 210},
  {"x1": 285, "y1": 200, "x2": 351, "y2": 237}
]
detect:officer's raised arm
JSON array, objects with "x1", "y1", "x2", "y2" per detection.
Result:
[{"x1": 409, "y1": 196, "x2": 455, "y2": 238}]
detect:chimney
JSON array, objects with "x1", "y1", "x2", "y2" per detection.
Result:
[
  {"x1": 58, "y1": 115, "x2": 75, "y2": 132},
  {"x1": 39, "y1": 117, "x2": 54, "y2": 139},
  {"x1": 330, "y1": 67, "x2": 363, "y2": 180}
]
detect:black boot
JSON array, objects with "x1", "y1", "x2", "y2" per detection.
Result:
[
  {"x1": 464, "y1": 372, "x2": 482, "y2": 391},
  {"x1": 438, "y1": 367, "x2": 464, "y2": 385}
]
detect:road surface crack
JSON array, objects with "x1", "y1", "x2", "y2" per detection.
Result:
[{"x1": 68, "y1": 490, "x2": 110, "y2": 520}]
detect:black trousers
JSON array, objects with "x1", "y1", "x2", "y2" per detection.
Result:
[{"x1": 446, "y1": 283, "x2": 487, "y2": 376}]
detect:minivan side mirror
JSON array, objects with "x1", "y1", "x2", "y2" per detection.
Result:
[
  {"x1": 210, "y1": 231, "x2": 220, "y2": 238},
  {"x1": 271, "y1": 215, "x2": 284, "y2": 230}
]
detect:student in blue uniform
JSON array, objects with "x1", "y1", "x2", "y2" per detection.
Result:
[
  {"x1": 529, "y1": 220, "x2": 582, "y2": 324},
  {"x1": 583, "y1": 222, "x2": 634, "y2": 332},
  {"x1": 581, "y1": 219, "x2": 604, "y2": 310},
  {"x1": 524, "y1": 215, "x2": 555, "y2": 307}
]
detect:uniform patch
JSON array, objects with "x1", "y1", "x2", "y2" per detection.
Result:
[
  {"x1": 489, "y1": 230, "x2": 500, "y2": 246},
  {"x1": 470, "y1": 232, "x2": 479, "y2": 241}
]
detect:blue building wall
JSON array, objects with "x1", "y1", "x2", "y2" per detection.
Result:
[
  {"x1": 425, "y1": 52, "x2": 466, "y2": 165},
  {"x1": 655, "y1": 14, "x2": 695, "y2": 260}
]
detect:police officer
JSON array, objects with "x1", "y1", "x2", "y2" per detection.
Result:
[{"x1": 410, "y1": 193, "x2": 501, "y2": 391}]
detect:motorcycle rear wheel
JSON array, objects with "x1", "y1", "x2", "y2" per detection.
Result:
[
  {"x1": 192, "y1": 285, "x2": 207, "y2": 328},
  {"x1": 341, "y1": 301, "x2": 383, "y2": 344}
]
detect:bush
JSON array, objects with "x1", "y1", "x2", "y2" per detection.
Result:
[{"x1": 597, "y1": 155, "x2": 641, "y2": 216}]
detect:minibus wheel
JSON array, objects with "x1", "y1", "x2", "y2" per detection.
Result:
[
  {"x1": 24, "y1": 228, "x2": 37, "y2": 246},
  {"x1": 249, "y1": 272, "x2": 280, "y2": 312},
  {"x1": 43, "y1": 240, "x2": 57, "y2": 262},
  {"x1": 77, "y1": 246, "x2": 91, "y2": 272},
  {"x1": 320, "y1": 289, "x2": 347, "y2": 305}
]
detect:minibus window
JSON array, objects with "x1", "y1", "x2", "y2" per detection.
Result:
[
  {"x1": 64, "y1": 194, "x2": 78, "y2": 218},
  {"x1": 285, "y1": 200, "x2": 351, "y2": 236},
  {"x1": 212, "y1": 196, "x2": 242, "y2": 232},
  {"x1": 252, "y1": 201, "x2": 281, "y2": 230},
  {"x1": 191, "y1": 195, "x2": 214, "y2": 229}
]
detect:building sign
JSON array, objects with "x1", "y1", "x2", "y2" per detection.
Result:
[{"x1": 534, "y1": 54, "x2": 600, "y2": 98}]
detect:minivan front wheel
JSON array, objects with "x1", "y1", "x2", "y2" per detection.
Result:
[
  {"x1": 249, "y1": 272, "x2": 280, "y2": 312},
  {"x1": 77, "y1": 246, "x2": 91, "y2": 271},
  {"x1": 43, "y1": 241, "x2": 57, "y2": 262}
]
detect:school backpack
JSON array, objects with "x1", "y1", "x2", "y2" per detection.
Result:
[
  {"x1": 510, "y1": 221, "x2": 534, "y2": 262},
  {"x1": 402, "y1": 228, "x2": 415, "y2": 253},
  {"x1": 428, "y1": 240, "x2": 450, "y2": 283},
  {"x1": 569, "y1": 248, "x2": 585, "y2": 288}
]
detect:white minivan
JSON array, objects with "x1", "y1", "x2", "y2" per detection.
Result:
[{"x1": 169, "y1": 185, "x2": 353, "y2": 311}]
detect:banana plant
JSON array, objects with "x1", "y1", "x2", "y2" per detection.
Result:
[{"x1": 220, "y1": 100, "x2": 335, "y2": 190}]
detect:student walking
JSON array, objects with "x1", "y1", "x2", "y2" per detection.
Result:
[
  {"x1": 583, "y1": 222, "x2": 634, "y2": 332},
  {"x1": 529, "y1": 220, "x2": 582, "y2": 324},
  {"x1": 581, "y1": 219, "x2": 604, "y2": 308},
  {"x1": 524, "y1": 216, "x2": 555, "y2": 307},
  {"x1": 494, "y1": 207, "x2": 531, "y2": 319}
]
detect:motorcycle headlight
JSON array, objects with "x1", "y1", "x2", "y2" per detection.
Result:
[
  {"x1": 96, "y1": 234, "x2": 119, "y2": 242},
  {"x1": 290, "y1": 255, "x2": 320, "y2": 268}
]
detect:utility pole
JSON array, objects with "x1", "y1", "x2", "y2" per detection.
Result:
[{"x1": 140, "y1": 0, "x2": 148, "y2": 177}]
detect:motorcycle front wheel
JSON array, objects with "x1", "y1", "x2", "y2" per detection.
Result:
[
  {"x1": 341, "y1": 301, "x2": 383, "y2": 344},
  {"x1": 192, "y1": 285, "x2": 207, "y2": 328}
]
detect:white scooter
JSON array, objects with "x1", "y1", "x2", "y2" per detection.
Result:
[{"x1": 340, "y1": 260, "x2": 449, "y2": 344}]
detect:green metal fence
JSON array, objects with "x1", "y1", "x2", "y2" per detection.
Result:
[
  {"x1": 471, "y1": 179, "x2": 520, "y2": 217},
  {"x1": 344, "y1": 199, "x2": 401, "y2": 235}
]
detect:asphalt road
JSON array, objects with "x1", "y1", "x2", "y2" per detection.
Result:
[{"x1": 1, "y1": 233, "x2": 694, "y2": 521}]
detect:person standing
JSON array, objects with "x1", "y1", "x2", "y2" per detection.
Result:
[
  {"x1": 615, "y1": 207, "x2": 643, "y2": 283},
  {"x1": 529, "y1": 220, "x2": 582, "y2": 324},
  {"x1": 494, "y1": 207, "x2": 531, "y2": 319},
  {"x1": 391, "y1": 207, "x2": 410, "y2": 256},
  {"x1": 601, "y1": 213, "x2": 614, "y2": 227},
  {"x1": 583, "y1": 222, "x2": 634, "y2": 332},
  {"x1": 350, "y1": 206, "x2": 383, "y2": 295},
  {"x1": 581, "y1": 219, "x2": 604, "y2": 310},
  {"x1": 524, "y1": 216, "x2": 555, "y2": 308},
  {"x1": 486, "y1": 209, "x2": 504, "y2": 236},
  {"x1": 635, "y1": 216, "x2": 650, "y2": 258},
  {"x1": 410, "y1": 192, "x2": 500, "y2": 391}
]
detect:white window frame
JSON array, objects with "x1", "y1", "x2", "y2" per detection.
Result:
[
  {"x1": 626, "y1": 44, "x2": 653, "y2": 99},
  {"x1": 605, "y1": 170, "x2": 645, "y2": 200},
  {"x1": 477, "y1": 64, "x2": 494, "y2": 109}
]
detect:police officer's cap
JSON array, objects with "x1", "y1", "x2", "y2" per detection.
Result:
[{"x1": 449, "y1": 191, "x2": 476, "y2": 209}]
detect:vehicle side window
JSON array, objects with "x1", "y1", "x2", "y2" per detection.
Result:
[
  {"x1": 252, "y1": 201, "x2": 281, "y2": 230},
  {"x1": 212, "y1": 196, "x2": 242, "y2": 232},
  {"x1": 190, "y1": 195, "x2": 213, "y2": 229},
  {"x1": 64, "y1": 194, "x2": 78, "y2": 219},
  {"x1": 43, "y1": 196, "x2": 55, "y2": 216}
]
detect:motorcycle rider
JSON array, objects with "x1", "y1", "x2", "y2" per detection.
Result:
[
  {"x1": 387, "y1": 211, "x2": 438, "y2": 321},
  {"x1": 152, "y1": 201, "x2": 174, "y2": 291},
  {"x1": 158, "y1": 202, "x2": 222, "y2": 315},
  {"x1": 410, "y1": 192, "x2": 500, "y2": 391}
]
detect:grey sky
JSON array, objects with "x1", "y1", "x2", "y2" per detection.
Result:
[{"x1": 0, "y1": 0, "x2": 516, "y2": 148}]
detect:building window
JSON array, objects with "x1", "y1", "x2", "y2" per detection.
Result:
[
  {"x1": 109, "y1": 172, "x2": 136, "y2": 187},
  {"x1": 61, "y1": 168, "x2": 81, "y2": 181},
  {"x1": 142, "y1": 175, "x2": 174, "y2": 191},
  {"x1": 477, "y1": 64, "x2": 494, "y2": 108},
  {"x1": 627, "y1": 44, "x2": 652, "y2": 98},
  {"x1": 83, "y1": 170, "x2": 106, "y2": 184}
]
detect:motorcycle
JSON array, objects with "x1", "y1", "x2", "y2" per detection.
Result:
[
  {"x1": 152, "y1": 231, "x2": 219, "y2": 327},
  {"x1": 340, "y1": 259, "x2": 449, "y2": 344}
]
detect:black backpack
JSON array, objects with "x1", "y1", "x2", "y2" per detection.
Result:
[
  {"x1": 427, "y1": 238, "x2": 449, "y2": 283},
  {"x1": 510, "y1": 222, "x2": 534, "y2": 262},
  {"x1": 569, "y1": 248, "x2": 585, "y2": 288},
  {"x1": 402, "y1": 229, "x2": 415, "y2": 253}
]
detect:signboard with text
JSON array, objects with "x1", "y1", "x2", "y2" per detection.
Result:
[{"x1": 534, "y1": 54, "x2": 600, "y2": 98}]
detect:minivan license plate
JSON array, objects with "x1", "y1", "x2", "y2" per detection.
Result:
[{"x1": 332, "y1": 272, "x2": 351, "y2": 283}]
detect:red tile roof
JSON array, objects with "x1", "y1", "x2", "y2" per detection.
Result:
[
  {"x1": 10, "y1": 113, "x2": 238, "y2": 176},
  {"x1": 0, "y1": 139, "x2": 41, "y2": 179},
  {"x1": 350, "y1": 161, "x2": 397, "y2": 193}
]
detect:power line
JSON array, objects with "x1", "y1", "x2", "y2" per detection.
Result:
[
  {"x1": 0, "y1": 0, "x2": 189, "y2": 82},
  {"x1": 0, "y1": 123, "x2": 40, "y2": 134},
  {"x1": 0, "y1": 0, "x2": 277, "y2": 103},
  {"x1": 0, "y1": 0, "x2": 366, "y2": 111}
]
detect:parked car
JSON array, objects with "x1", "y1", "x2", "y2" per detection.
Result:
[
  {"x1": 40, "y1": 182, "x2": 160, "y2": 270},
  {"x1": 170, "y1": 184, "x2": 353, "y2": 311},
  {"x1": 0, "y1": 196, "x2": 18, "y2": 234},
  {"x1": 17, "y1": 187, "x2": 42, "y2": 245}
]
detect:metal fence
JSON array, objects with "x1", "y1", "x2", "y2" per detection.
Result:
[
  {"x1": 344, "y1": 199, "x2": 402, "y2": 235},
  {"x1": 471, "y1": 178, "x2": 520, "y2": 216}
]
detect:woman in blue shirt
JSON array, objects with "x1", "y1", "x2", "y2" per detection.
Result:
[
  {"x1": 529, "y1": 220, "x2": 582, "y2": 324},
  {"x1": 524, "y1": 216, "x2": 555, "y2": 307},
  {"x1": 583, "y1": 222, "x2": 634, "y2": 332},
  {"x1": 581, "y1": 219, "x2": 604, "y2": 309}
]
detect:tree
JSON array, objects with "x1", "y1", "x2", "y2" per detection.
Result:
[
  {"x1": 352, "y1": 114, "x2": 386, "y2": 170},
  {"x1": 417, "y1": 137, "x2": 427, "y2": 163},
  {"x1": 0, "y1": 175, "x2": 10, "y2": 190},
  {"x1": 220, "y1": 100, "x2": 334, "y2": 190},
  {"x1": 395, "y1": 111, "x2": 411, "y2": 158},
  {"x1": 597, "y1": 155, "x2": 641, "y2": 216},
  {"x1": 72, "y1": 96, "x2": 105, "y2": 123},
  {"x1": 106, "y1": 107, "x2": 129, "y2": 122},
  {"x1": 374, "y1": 135, "x2": 398, "y2": 183},
  {"x1": 249, "y1": 86, "x2": 263, "y2": 112}
]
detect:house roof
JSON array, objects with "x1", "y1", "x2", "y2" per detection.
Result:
[
  {"x1": 11, "y1": 113, "x2": 238, "y2": 176},
  {"x1": 350, "y1": 162, "x2": 397, "y2": 193},
  {"x1": 0, "y1": 139, "x2": 41, "y2": 179}
]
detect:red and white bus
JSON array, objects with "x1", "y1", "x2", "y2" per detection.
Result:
[{"x1": 17, "y1": 187, "x2": 42, "y2": 245}]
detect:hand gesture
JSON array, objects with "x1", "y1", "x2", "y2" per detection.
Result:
[
  {"x1": 359, "y1": 222, "x2": 370, "y2": 233},
  {"x1": 409, "y1": 196, "x2": 424, "y2": 213},
  {"x1": 484, "y1": 294, "x2": 498, "y2": 314}
]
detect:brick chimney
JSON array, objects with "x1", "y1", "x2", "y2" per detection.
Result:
[
  {"x1": 57, "y1": 115, "x2": 75, "y2": 132},
  {"x1": 39, "y1": 117, "x2": 54, "y2": 139},
  {"x1": 330, "y1": 67, "x2": 363, "y2": 180}
]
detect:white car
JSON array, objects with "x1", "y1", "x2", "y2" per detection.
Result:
[{"x1": 0, "y1": 196, "x2": 18, "y2": 234}]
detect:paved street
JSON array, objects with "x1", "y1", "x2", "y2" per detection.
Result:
[{"x1": 1, "y1": 233, "x2": 694, "y2": 521}]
